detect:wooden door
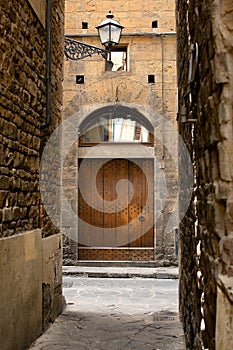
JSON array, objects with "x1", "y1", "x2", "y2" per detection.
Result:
[{"x1": 78, "y1": 158, "x2": 154, "y2": 260}]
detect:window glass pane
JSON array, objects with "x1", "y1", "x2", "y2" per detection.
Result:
[
  {"x1": 81, "y1": 116, "x2": 151, "y2": 143},
  {"x1": 110, "y1": 51, "x2": 126, "y2": 71},
  {"x1": 106, "y1": 47, "x2": 127, "y2": 71}
]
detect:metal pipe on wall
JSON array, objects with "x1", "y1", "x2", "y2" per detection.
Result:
[
  {"x1": 41, "y1": 0, "x2": 52, "y2": 130},
  {"x1": 161, "y1": 35, "x2": 165, "y2": 161}
]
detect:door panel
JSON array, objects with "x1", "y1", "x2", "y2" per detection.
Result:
[
  {"x1": 141, "y1": 159, "x2": 154, "y2": 247},
  {"x1": 78, "y1": 158, "x2": 154, "y2": 260}
]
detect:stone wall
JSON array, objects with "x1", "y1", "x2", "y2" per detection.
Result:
[
  {"x1": 1, "y1": 0, "x2": 46, "y2": 237},
  {"x1": 65, "y1": 0, "x2": 176, "y2": 34},
  {"x1": 63, "y1": 0, "x2": 178, "y2": 263},
  {"x1": 29, "y1": 0, "x2": 46, "y2": 27},
  {"x1": 0, "y1": 0, "x2": 64, "y2": 348},
  {"x1": 40, "y1": 0, "x2": 64, "y2": 240},
  {"x1": 177, "y1": 0, "x2": 233, "y2": 349}
]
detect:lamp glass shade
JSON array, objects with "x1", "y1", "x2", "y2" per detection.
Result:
[
  {"x1": 97, "y1": 24, "x2": 110, "y2": 45},
  {"x1": 96, "y1": 15, "x2": 124, "y2": 47},
  {"x1": 110, "y1": 25, "x2": 122, "y2": 44}
]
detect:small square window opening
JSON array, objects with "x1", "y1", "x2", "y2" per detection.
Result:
[
  {"x1": 152, "y1": 20, "x2": 158, "y2": 28},
  {"x1": 76, "y1": 75, "x2": 85, "y2": 84},
  {"x1": 82, "y1": 22, "x2": 88, "y2": 29},
  {"x1": 148, "y1": 75, "x2": 155, "y2": 83}
]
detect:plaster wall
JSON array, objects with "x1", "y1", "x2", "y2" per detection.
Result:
[
  {"x1": 0, "y1": 231, "x2": 63, "y2": 350},
  {"x1": 0, "y1": 230, "x2": 42, "y2": 350}
]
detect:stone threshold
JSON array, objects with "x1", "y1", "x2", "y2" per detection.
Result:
[
  {"x1": 62, "y1": 265, "x2": 179, "y2": 279},
  {"x1": 63, "y1": 260, "x2": 178, "y2": 268}
]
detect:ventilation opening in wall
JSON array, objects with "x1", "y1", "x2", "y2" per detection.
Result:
[
  {"x1": 82, "y1": 22, "x2": 88, "y2": 29},
  {"x1": 76, "y1": 75, "x2": 84, "y2": 84},
  {"x1": 148, "y1": 75, "x2": 155, "y2": 83},
  {"x1": 152, "y1": 20, "x2": 158, "y2": 28}
]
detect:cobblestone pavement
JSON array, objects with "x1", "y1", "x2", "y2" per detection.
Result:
[
  {"x1": 29, "y1": 277, "x2": 185, "y2": 350},
  {"x1": 63, "y1": 277, "x2": 179, "y2": 314}
]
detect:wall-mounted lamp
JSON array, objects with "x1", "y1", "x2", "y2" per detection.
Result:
[{"x1": 64, "y1": 11, "x2": 124, "y2": 61}]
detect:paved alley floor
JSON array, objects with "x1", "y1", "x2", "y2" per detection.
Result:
[{"x1": 29, "y1": 276, "x2": 185, "y2": 350}]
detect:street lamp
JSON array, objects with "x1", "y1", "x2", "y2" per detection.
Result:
[
  {"x1": 64, "y1": 12, "x2": 124, "y2": 61},
  {"x1": 96, "y1": 12, "x2": 124, "y2": 48}
]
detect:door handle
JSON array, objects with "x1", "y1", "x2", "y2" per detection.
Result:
[{"x1": 138, "y1": 215, "x2": 145, "y2": 222}]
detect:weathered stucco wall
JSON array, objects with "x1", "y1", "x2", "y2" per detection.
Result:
[
  {"x1": 0, "y1": 1, "x2": 64, "y2": 348},
  {"x1": 177, "y1": 0, "x2": 233, "y2": 348},
  {"x1": 0, "y1": 231, "x2": 63, "y2": 350},
  {"x1": 0, "y1": 230, "x2": 42, "y2": 350},
  {"x1": 63, "y1": 0, "x2": 178, "y2": 263}
]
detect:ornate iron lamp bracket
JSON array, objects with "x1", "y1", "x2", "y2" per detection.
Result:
[{"x1": 64, "y1": 37, "x2": 108, "y2": 60}]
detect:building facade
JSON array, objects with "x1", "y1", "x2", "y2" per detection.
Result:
[
  {"x1": 0, "y1": 1, "x2": 64, "y2": 349},
  {"x1": 63, "y1": 0, "x2": 178, "y2": 263},
  {"x1": 177, "y1": 0, "x2": 233, "y2": 349}
]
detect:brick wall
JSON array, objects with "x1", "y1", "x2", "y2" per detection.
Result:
[{"x1": 177, "y1": 0, "x2": 233, "y2": 348}]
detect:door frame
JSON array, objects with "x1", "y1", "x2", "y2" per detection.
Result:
[{"x1": 77, "y1": 145, "x2": 156, "y2": 261}]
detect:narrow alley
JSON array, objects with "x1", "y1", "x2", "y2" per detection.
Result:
[
  {"x1": 1, "y1": 1, "x2": 233, "y2": 349},
  {"x1": 29, "y1": 267, "x2": 185, "y2": 350}
]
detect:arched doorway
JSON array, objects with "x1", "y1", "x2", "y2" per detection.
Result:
[{"x1": 77, "y1": 105, "x2": 155, "y2": 261}]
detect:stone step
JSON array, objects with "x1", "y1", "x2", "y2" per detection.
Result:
[
  {"x1": 62, "y1": 265, "x2": 179, "y2": 279},
  {"x1": 63, "y1": 259, "x2": 178, "y2": 268}
]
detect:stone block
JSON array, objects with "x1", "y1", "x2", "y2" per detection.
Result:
[
  {"x1": 214, "y1": 180, "x2": 230, "y2": 201},
  {"x1": 225, "y1": 197, "x2": 233, "y2": 236},
  {"x1": 32, "y1": 136, "x2": 40, "y2": 150},
  {"x1": 7, "y1": 122, "x2": 17, "y2": 140},
  {"x1": 213, "y1": 200, "x2": 227, "y2": 238},
  {"x1": 220, "y1": 236, "x2": 233, "y2": 273},
  {"x1": 217, "y1": 141, "x2": 233, "y2": 181},
  {"x1": 13, "y1": 206, "x2": 20, "y2": 220},
  {"x1": 0, "y1": 176, "x2": 10, "y2": 190},
  {"x1": 212, "y1": 53, "x2": 229, "y2": 84},
  {"x1": 19, "y1": 207, "x2": 28, "y2": 219},
  {"x1": 0, "y1": 144, "x2": 5, "y2": 165},
  {"x1": 0, "y1": 191, "x2": 7, "y2": 208},
  {"x1": 3, "y1": 207, "x2": 14, "y2": 222}
]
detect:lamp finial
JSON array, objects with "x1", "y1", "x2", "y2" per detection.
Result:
[{"x1": 106, "y1": 11, "x2": 114, "y2": 19}]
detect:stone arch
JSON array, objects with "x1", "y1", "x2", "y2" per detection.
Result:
[
  {"x1": 63, "y1": 76, "x2": 162, "y2": 121},
  {"x1": 79, "y1": 104, "x2": 154, "y2": 143}
]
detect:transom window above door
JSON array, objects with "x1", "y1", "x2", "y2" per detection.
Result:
[{"x1": 79, "y1": 105, "x2": 154, "y2": 145}]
